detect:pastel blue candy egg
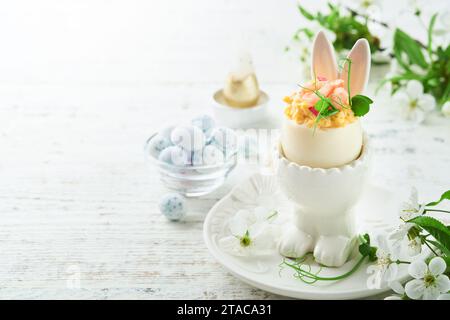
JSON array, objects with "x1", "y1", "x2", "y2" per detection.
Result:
[
  {"x1": 159, "y1": 193, "x2": 186, "y2": 221},
  {"x1": 159, "y1": 125, "x2": 176, "y2": 140},
  {"x1": 191, "y1": 114, "x2": 216, "y2": 137},
  {"x1": 202, "y1": 145, "x2": 224, "y2": 165},
  {"x1": 210, "y1": 127, "x2": 238, "y2": 158},
  {"x1": 191, "y1": 150, "x2": 204, "y2": 166},
  {"x1": 171, "y1": 125, "x2": 206, "y2": 152},
  {"x1": 158, "y1": 146, "x2": 190, "y2": 166},
  {"x1": 148, "y1": 134, "x2": 172, "y2": 158}
]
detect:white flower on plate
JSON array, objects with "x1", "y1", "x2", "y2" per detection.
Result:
[
  {"x1": 366, "y1": 235, "x2": 399, "y2": 288},
  {"x1": 384, "y1": 281, "x2": 406, "y2": 300},
  {"x1": 218, "y1": 207, "x2": 279, "y2": 257},
  {"x1": 393, "y1": 80, "x2": 436, "y2": 124},
  {"x1": 405, "y1": 257, "x2": 450, "y2": 300},
  {"x1": 390, "y1": 188, "x2": 424, "y2": 255},
  {"x1": 441, "y1": 101, "x2": 450, "y2": 118}
]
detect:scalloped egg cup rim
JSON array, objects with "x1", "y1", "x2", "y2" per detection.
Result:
[{"x1": 275, "y1": 133, "x2": 369, "y2": 174}]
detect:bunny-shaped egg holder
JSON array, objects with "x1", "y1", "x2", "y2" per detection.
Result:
[{"x1": 275, "y1": 31, "x2": 372, "y2": 267}]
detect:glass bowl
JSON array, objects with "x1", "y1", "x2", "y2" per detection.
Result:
[{"x1": 145, "y1": 133, "x2": 237, "y2": 197}]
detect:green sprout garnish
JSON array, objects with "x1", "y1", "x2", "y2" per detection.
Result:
[{"x1": 300, "y1": 58, "x2": 373, "y2": 134}]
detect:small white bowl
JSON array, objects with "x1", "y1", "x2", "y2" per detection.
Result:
[
  {"x1": 211, "y1": 89, "x2": 269, "y2": 129},
  {"x1": 145, "y1": 134, "x2": 237, "y2": 197}
]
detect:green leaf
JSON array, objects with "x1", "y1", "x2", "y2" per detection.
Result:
[
  {"x1": 354, "y1": 94, "x2": 373, "y2": 104},
  {"x1": 314, "y1": 99, "x2": 329, "y2": 113},
  {"x1": 358, "y1": 234, "x2": 377, "y2": 262},
  {"x1": 297, "y1": 5, "x2": 315, "y2": 20},
  {"x1": 426, "y1": 190, "x2": 450, "y2": 207},
  {"x1": 394, "y1": 29, "x2": 428, "y2": 69},
  {"x1": 409, "y1": 216, "x2": 450, "y2": 252},
  {"x1": 427, "y1": 239, "x2": 450, "y2": 256},
  {"x1": 351, "y1": 95, "x2": 372, "y2": 116}
]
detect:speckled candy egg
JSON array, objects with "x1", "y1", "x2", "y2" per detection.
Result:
[
  {"x1": 148, "y1": 134, "x2": 172, "y2": 157},
  {"x1": 191, "y1": 114, "x2": 216, "y2": 137},
  {"x1": 170, "y1": 125, "x2": 206, "y2": 152},
  {"x1": 202, "y1": 145, "x2": 225, "y2": 165},
  {"x1": 159, "y1": 193, "x2": 186, "y2": 221},
  {"x1": 159, "y1": 125, "x2": 176, "y2": 140},
  {"x1": 190, "y1": 150, "x2": 204, "y2": 166},
  {"x1": 158, "y1": 146, "x2": 190, "y2": 166},
  {"x1": 210, "y1": 127, "x2": 238, "y2": 158}
]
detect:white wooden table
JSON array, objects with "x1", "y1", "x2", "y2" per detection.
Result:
[{"x1": 0, "y1": 0, "x2": 448, "y2": 299}]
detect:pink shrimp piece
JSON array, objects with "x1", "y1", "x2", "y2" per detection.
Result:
[
  {"x1": 302, "y1": 92, "x2": 320, "y2": 106},
  {"x1": 331, "y1": 79, "x2": 344, "y2": 86},
  {"x1": 331, "y1": 87, "x2": 349, "y2": 107},
  {"x1": 319, "y1": 83, "x2": 333, "y2": 97}
]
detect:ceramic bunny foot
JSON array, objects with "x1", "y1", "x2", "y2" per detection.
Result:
[
  {"x1": 313, "y1": 236, "x2": 354, "y2": 267},
  {"x1": 278, "y1": 225, "x2": 314, "y2": 258}
]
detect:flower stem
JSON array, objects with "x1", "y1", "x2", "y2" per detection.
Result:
[
  {"x1": 344, "y1": 6, "x2": 389, "y2": 28},
  {"x1": 344, "y1": 5, "x2": 429, "y2": 51},
  {"x1": 283, "y1": 255, "x2": 367, "y2": 282},
  {"x1": 425, "y1": 209, "x2": 450, "y2": 214},
  {"x1": 394, "y1": 260, "x2": 411, "y2": 265},
  {"x1": 423, "y1": 239, "x2": 439, "y2": 256}
]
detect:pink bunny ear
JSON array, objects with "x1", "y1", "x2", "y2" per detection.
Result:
[
  {"x1": 340, "y1": 39, "x2": 371, "y2": 95},
  {"x1": 311, "y1": 31, "x2": 338, "y2": 81}
]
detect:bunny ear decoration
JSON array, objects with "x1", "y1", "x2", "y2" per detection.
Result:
[
  {"x1": 339, "y1": 39, "x2": 371, "y2": 95},
  {"x1": 310, "y1": 31, "x2": 371, "y2": 96},
  {"x1": 311, "y1": 31, "x2": 338, "y2": 81}
]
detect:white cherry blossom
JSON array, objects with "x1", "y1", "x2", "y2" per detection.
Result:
[
  {"x1": 441, "y1": 101, "x2": 450, "y2": 118},
  {"x1": 384, "y1": 281, "x2": 406, "y2": 300},
  {"x1": 405, "y1": 257, "x2": 450, "y2": 300},
  {"x1": 393, "y1": 80, "x2": 436, "y2": 124},
  {"x1": 219, "y1": 208, "x2": 279, "y2": 257}
]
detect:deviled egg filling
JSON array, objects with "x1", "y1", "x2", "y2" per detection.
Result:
[{"x1": 281, "y1": 78, "x2": 363, "y2": 168}]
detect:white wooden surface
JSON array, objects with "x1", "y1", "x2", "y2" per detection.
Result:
[{"x1": 0, "y1": 0, "x2": 449, "y2": 299}]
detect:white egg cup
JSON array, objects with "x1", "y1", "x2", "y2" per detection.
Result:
[
  {"x1": 211, "y1": 89, "x2": 269, "y2": 129},
  {"x1": 275, "y1": 135, "x2": 370, "y2": 267}
]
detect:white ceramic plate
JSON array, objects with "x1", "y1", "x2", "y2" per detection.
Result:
[{"x1": 203, "y1": 173, "x2": 426, "y2": 300}]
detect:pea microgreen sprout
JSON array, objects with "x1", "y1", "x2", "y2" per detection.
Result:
[
  {"x1": 341, "y1": 57, "x2": 374, "y2": 117},
  {"x1": 296, "y1": 58, "x2": 373, "y2": 134},
  {"x1": 297, "y1": 82, "x2": 340, "y2": 133},
  {"x1": 280, "y1": 234, "x2": 377, "y2": 283}
]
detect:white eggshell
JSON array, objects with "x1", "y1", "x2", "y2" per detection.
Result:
[
  {"x1": 281, "y1": 118, "x2": 363, "y2": 168},
  {"x1": 171, "y1": 125, "x2": 206, "y2": 152}
]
